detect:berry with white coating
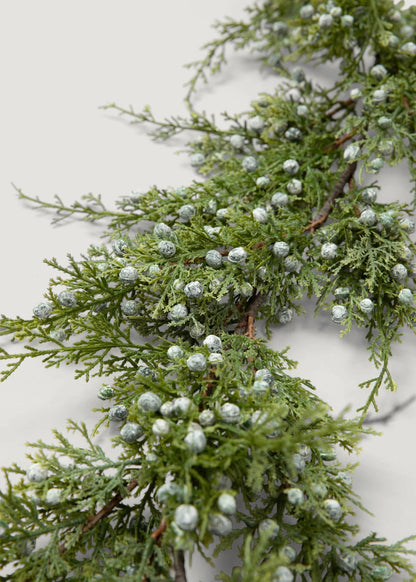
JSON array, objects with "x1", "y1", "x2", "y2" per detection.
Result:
[
  {"x1": 137, "y1": 392, "x2": 162, "y2": 413},
  {"x1": 158, "y1": 240, "x2": 176, "y2": 258},
  {"x1": 271, "y1": 192, "x2": 289, "y2": 208},
  {"x1": 205, "y1": 250, "x2": 223, "y2": 268},
  {"x1": 109, "y1": 405, "x2": 128, "y2": 421},
  {"x1": 217, "y1": 493, "x2": 237, "y2": 515},
  {"x1": 167, "y1": 345, "x2": 184, "y2": 360},
  {"x1": 33, "y1": 302, "x2": 52, "y2": 319},
  {"x1": 323, "y1": 498, "x2": 342, "y2": 521},
  {"x1": 58, "y1": 290, "x2": 77, "y2": 307},
  {"x1": 184, "y1": 281, "x2": 204, "y2": 299},
  {"x1": 184, "y1": 430, "x2": 207, "y2": 453},
  {"x1": 242, "y1": 156, "x2": 258, "y2": 172},
  {"x1": 203, "y1": 335, "x2": 222, "y2": 352},
  {"x1": 208, "y1": 513, "x2": 233, "y2": 536},
  {"x1": 321, "y1": 242, "x2": 338, "y2": 259},
  {"x1": 228, "y1": 247, "x2": 247, "y2": 264},
  {"x1": 120, "y1": 422, "x2": 143, "y2": 443},
  {"x1": 152, "y1": 419, "x2": 170, "y2": 436},
  {"x1": 186, "y1": 353, "x2": 207, "y2": 372},
  {"x1": 331, "y1": 305, "x2": 347, "y2": 323},
  {"x1": 169, "y1": 304, "x2": 188, "y2": 321},
  {"x1": 175, "y1": 504, "x2": 199, "y2": 531},
  {"x1": 359, "y1": 298, "x2": 374, "y2": 313},
  {"x1": 219, "y1": 403, "x2": 241, "y2": 424},
  {"x1": 119, "y1": 266, "x2": 139, "y2": 284},
  {"x1": 27, "y1": 464, "x2": 48, "y2": 483}
]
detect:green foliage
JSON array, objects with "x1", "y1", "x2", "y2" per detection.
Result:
[{"x1": 1, "y1": 0, "x2": 416, "y2": 579}]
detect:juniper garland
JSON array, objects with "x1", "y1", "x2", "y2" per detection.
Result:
[{"x1": 1, "y1": 0, "x2": 416, "y2": 580}]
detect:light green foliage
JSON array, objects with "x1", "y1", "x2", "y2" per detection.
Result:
[{"x1": 1, "y1": 0, "x2": 416, "y2": 579}]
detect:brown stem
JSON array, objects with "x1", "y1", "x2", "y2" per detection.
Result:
[
  {"x1": 151, "y1": 517, "x2": 167, "y2": 542},
  {"x1": 304, "y1": 161, "x2": 358, "y2": 233},
  {"x1": 326, "y1": 98, "x2": 354, "y2": 118},
  {"x1": 323, "y1": 129, "x2": 357, "y2": 154},
  {"x1": 58, "y1": 479, "x2": 139, "y2": 554},
  {"x1": 174, "y1": 549, "x2": 187, "y2": 582},
  {"x1": 235, "y1": 292, "x2": 266, "y2": 339}
]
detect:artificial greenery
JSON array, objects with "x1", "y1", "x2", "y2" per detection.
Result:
[{"x1": 1, "y1": 0, "x2": 416, "y2": 580}]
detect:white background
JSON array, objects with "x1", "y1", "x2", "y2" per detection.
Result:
[{"x1": 0, "y1": 1, "x2": 415, "y2": 580}]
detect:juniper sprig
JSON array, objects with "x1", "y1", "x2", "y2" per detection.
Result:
[{"x1": 1, "y1": 0, "x2": 416, "y2": 580}]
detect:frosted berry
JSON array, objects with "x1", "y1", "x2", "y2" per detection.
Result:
[
  {"x1": 271, "y1": 192, "x2": 289, "y2": 208},
  {"x1": 255, "y1": 369, "x2": 274, "y2": 387},
  {"x1": 49, "y1": 329, "x2": 66, "y2": 342},
  {"x1": 256, "y1": 176, "x2": 270, "y2": 188},
  {"x1": 371, "y1": 564, "x2": 393, "y2": 580},
  {"x1": 239, "y1": 282, "x2": 253, "y2": 298},
  {"x1": 98, "y1": 385, "x2": 115, "y2": 400},
  {"x1": 120, "y1": 422, "x2": 143, "y2": 443},
  {"x1": 199, "y1": 409, "x2": 215, "y2": 426},
  {"x1": 45, "y1": 488, "x2": 61, "y2": 506},
  {"x1": 217, "y1": 492, "x2": 237, "y2": 515},
  {"x1": 272, "y1": 241, "x2": 290, "y2": 258},
  {"x1": 158, "y1": 240, "x2": 176, "y2": 258},
  {"x1": 280, "y1": 546, "x2": 297, "y2": 563},
  {"x1": 169, "y1": 303, "x2": 188, "y2": 321},
  {"x1": 258, "y1": 518, "x2": 280, "y2": 539},
  {"x1": 119, "y1": 266, "x2": 139, "y2": 284},
  {"x1": 341, "y1": 14, "x2": 354, "y2": 26},
  {"x1": 58, "y1": 290, "x2": 77, "y2": 307},
  {"x1": 33, "y1": 301, "x2": 53, "y2": 319},
  {"x1": 160, "y1": 401, "x2": 175, "y2": 418},
  {"x1": 323, "y1": 498, "x2": 342, "y2": 521},
  {"x1": 167, "y1": 345, "x2": 184, "y2": 360},
  {"x1": 186, "y1": 353, "x2": 207, "y2": 372},
  {"x1": 122, "y1": 300, "x2": 138, "y2": 316},
  {"x1": 359, "y1": 298, "x2": 374, "y2": 313},
  {"x1": 321, "y1": 242, "x2": 338, "y2": 259},
  {"x1": 350, "y1": 88, "x2": 362, "y2": 100},
  {"x1": 156, "y1": 482, "x2": 181, "y2": 504},
  {"x1": 112, "y1": 238, "x2": 128, "y2": 256},
  {"x1": 272, "y1": 566, "x2": 294, "y2": 582},
  {"x1": 370, "y1": 157, "x2": 384, "y2": 172},
  {"x1": 205, "y1": 250, "x2": 223, "y2": 269},
  {"x1": 401, "y1": 24, "x2": 414, "y2": 38},
  {"x1": 287, "y1": 179, "x2": 302, "y2": 195},
  {"x1": 378, "y1": 116, "x2": 392, "y2": 129},
  {"x1": 147, "y1": 264, "x2": 161, "y2": 278},
  {"x1": 27, "y1": 464, "x2": 48, "y2": 483},
  {"x1": 279, "y1": 308, "x2": 293, "y2": 325},
  {"x1": 370, "y1": 64, "x2": 387, "y2": 81},
  {"x1": 152, "y1": 418, "x2": 170, "y2": 436},
  {"x1": 219, "y1": 403, "x2": 241, "y2": 424},
  {"x1": 208, "y1": 513, "x2": 233, "y2": 536},
  {"x1": 343, "y1": 144, "x2": 360, "y2": 162},
  {"x1": 284, "y1": 256, "x2": 300, "y2": 273},
  {"x1": 138, "y1": 392, "x2": 162, "y2": 413},
  {"x1": 391, "y1": 263, "x2": 408, "y2": 282},
  {"x1": 153, "y1": 222, "x2": 174, "y2": 239},
  {"x1": 300, "y1": 4, "x2": 314, "y2": 19},
  {"x1": 184, "y1": 429, "x2": 207, "y2": 453},
  {"x1": 242, "y1": 156, "x2": 258, "y2": 172},
  {"x1": 190, "y1": 153, "x2": 205, "y2": 167},
  {"x1": 173, "y1": 397, "x2": 192, "y2": 416},
  {"x1": 359, "y1": 208, "x2": 377, "y2": 226},
  {"x1": 283, "y1": 159, "x2": 299, "y2": 175},
  {"x1": 312, "y1": 483, "x2": 328, "y2": 498},
  {"x1": 175, "y1": 504, "x2": 199, "y2": 531},
  {"x1": 252, "y1": 207, "x2": 268, "y2": 223},
  {"x1": 109, "y1": 405, "x2": 128, "y2": 422},
  {"x1": 319, "y1": 13, "x2": 333, "y2": 28},
  {"x1": 229, "y1": 134, "x2": 245, "y2": 149},
  {"x1": 372, "y1": 89, "x2": 387, "y2": 104},
  {"x1": 331, "y1": 305, "x2": 347, "y2": 323},
  {"x1": 399, "y1": 218, "x2": 415, "y2": 233},
  {"x1": 297, "y1": 104, "x2": 308, "y2": 116},
  {"x1": 272, "y1": 21, "x2": 288, "y2": 36},
  {"x1": 402, "y1": 42, "x2": 416, "y2": 56},
  {"x1": 247, "y1": 115, "x2": 265, "y2": 133},
  {"x1": 228, "y1": 247, "x2": 247, "y2": 264},
  {"x1": 286, "y1": 488, "x2": 304, "y2": 505},
  {"x1": 203, "y1": 335, "x2": 222, "y2": 353},
  {"x1": 362, "y1": 187, "x2": 377, "y2": 203},
  {"x1": 398, "y1": 288, "x2": 413, "y2": 305},
  {"x1": 178, "y1": 204, "x2": 195, "y2": 222},
  {"x1": 292, "y1": 453, "x2": 305, "y2": 473},
  {"x1": 184, "y1": 281, "x2": 204, "y2": 299},
  {"x1": 216, "y1": 208, "x2": 229, "y2": 221}
]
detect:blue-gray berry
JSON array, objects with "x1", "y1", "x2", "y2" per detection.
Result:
[
  {"x1": 256, "y1": 176, "x2": 270, "y2": 188},
  {"x1": 300, "y1": 4, "x2": 314, "y2": 18},
  {"x1": 190, "y1": 153, "x2": 205, "y2": 167},
  {"x1": 98, "y1": 385, "x2": 115, "y2": 400},
  {"x1": 370, "y1": 64, "x2": 388, "y2": 81},
  {"x1": 341, "y1": 14, "x2": 354, "y2": 26},
  {"x1": 228, "y1": 247, "x2": 247, "y2": 264},
  {"x1": 217, "y1": 493, "x2": 236, "y2": 515},
  {"x1": 247, "y1": 115, "x2": 265, "y2": 133},
  {"x1": 323, "y1": 498, "x2": 342, "y2": 521},
  {"x1": 331, "y1": 305, "x2": 347, "y2": 323},
  {"x1": 199, "y1": 409, "x2": 215, "y2": 426},
  {"x1": 398, "y1": 288, "x2": 413, "y2": 305},
  {"x1": 184, "y1": 281, "x2": 204, "y2": 299},
  {"x1": 343, "y1": 144, "x2": 360, "y2": 162},
  {"x1": 219, "y1": 403, "x2": 241, "y2": 424},
  {"x1": 284, "y1": 256, "x2": 300, "y2": 273},
  {"x1": 33, "y1": 301, "x2": 53, "y2": 319},
  {"x1": 273, "y1": 567, "x2": 294, "y2": 582},
  {"x1": 160, "y1": 401, "x2": 175, "y2": 418},
  {"x1": 147, "y1": 264, "x2": 161, "y2": 278},
  {"x1": 203, "y1": 335, "x2": 222, "y2": 353},
  {"x1": 167, "y1": 345, "x2": 184, "y2": 360},
  {"x1": 399, "y1": 218, "x2": 415, "y2": 233},
  {"x1": 186, "y1": 353, "x2": 207, "y2": 372},
  {"x1": 255, "y1": 369, "x2": 274, "y2": 387},
  {"x1": 334, "y1": 286, "x2": 350, "y2": 300},
  {"x1": 120, "y1": 422, "x2": 143, "y2": 443},
  {"x1": 242, "y1": 156, "x2": 258, "y2": 172},
  {"x1": 372, "y1": 89, "x2": 387, "y2": 104},
  {"x1": 156, "y1": 482, "x2": 181, "y2": 504},
  {"x1": 271, "y1": 192, "x2": 289, "y2": 208},
  {"x1": 58, "y1": 290, "x2": 77, "y2": 307},
  {"x1": 173, "y1": 397, "x2": 192, "y2": 416},
  {"x1": 319, "y1": 13, "x2": 333, "y2": 28},
  {"x1": 297, "y1": 104, "x2": 308, "y2": 116},
  {"x1": 359, "y1": 208, "x2": 377, "y2": 226},
  {"x1": 378, "y1": 116, "x2": 392, "y2": 129},
  {"x1": 287, "y1": 179, "x2": 302, "y2": 195},
  {"x1": 109, "y1": 405, "x2": 128, "y2": 422},
  {"x1": 362, "y1": 187, "x2": 377, "y2": 203},
  {"x1": 284, "y1": 127, "x2": 302, "y2": 142},
  {"x1": 27, "y1": 463, "x2": 48, "y2": 483},
  {"x1": 152, "y1": 418, "x2": 170, "y2": 436},
  {"x1": 272, "y1": 241, "x2": 290, "y2": 258},
  {"x1": 137, "y1": 392, "x2": 162, "y2": 413},
  {"x1": 252, "y1": 207, "x2": 268, "y2": 223},
  {"x1": 279, "y1": 308, "x2": 293, "y2": 325},
  {"x1": 286, "y1": 487, "x2": 304, "y2": 505},
  {"x1": 189, "y1": 321, "x2": 205, "y2": 339},
  {"x1": 280, "y1": 546, "x2": 297, "y2": 563},
  {"x1": 49, "y1": 329, "x2": 66, "y2": 342},
  {"x1": 153, "y1": 222, "x2": 174, "y2": 239},
  {"x1": 119, "y1": 266, "x2": 139, "y2": 284},
  {"x1": 205, "y1": 249, "x2": 223, "y2": 269},
  {"x1": 283, "y1": 159, "x2": 299, "y2": 175},
  {"x1": 229, "y1": 134, "x2": 245, "y2": 149},
  {"x1": 371, "y1": 564, "x2": 393, "y2": 580},
  {"x1": 178, "y1": 204, "x2": 195, "y2": 222},
  {"x1": 292, "y1": 453, "x2": 305, "y2": 473},
  {"x1": 391, "y1": 263, "x2": 408, "y2": 282},
  {"x1": 359, "y1": 298, "x2": 374, "y2": 314},
  {"x1": 321, "y1": 242, "x2": 338, "y2": 259},
  {"x1": 122, "y1": 300, "x2": 138, "y2": 316},
  {"x1": 184, "y1": 429, "x2": 207, "y2": 453},
  {"x1": 158, "y1": 240, "x2": 176, "y2": 258},
  {"x1": 350, "y1": 88, "x2": 362, "y2": 100},
  {"x1": 402, "y1": 42, "x2": 416, "y2": 56},
  {"x1": 370, "y1": 157, "x2": 384, "y2": 172},
  {"x1": 175, "y1": 504, "x2": 199, "y2": 531},
  {"x1": 169, "y1": 303, "x2": 188, "y2": 321},
  {"x1": 258, "y1": 518, "x2": 280, "y2": 539},
  {"x1": 112, "y1": 238, "x2": 128, "y2": 256},
  {"x1": 208, "y1": 513, "x2": 233, "y2": 536},
  {"x1": 45, "y1": 488, "x2": 61, "y2": 506}
]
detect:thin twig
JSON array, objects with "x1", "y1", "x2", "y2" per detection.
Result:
[
  {"x1": 323, "y1": 129, "x2": 357, "y2": 154},
  {"x1": 174, "y1": 549, "x2": 187, "y2": 582},
  {"x1": 304, "y1": 161, "x2": 358, "y2": 233},
  {"x1": 235, "y1": 292, "x2": 266, "y2": 339}
]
